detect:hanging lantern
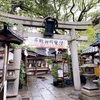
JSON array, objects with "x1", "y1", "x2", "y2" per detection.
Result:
[{"x1": 44, "y1": 17, "x2": 58, "y2": 36}]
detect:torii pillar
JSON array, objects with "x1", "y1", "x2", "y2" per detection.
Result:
[
  {"x1": 13, "y1": 48, "x2": 22, "y2": 100},
  {"x1": 70, "y1": 29, "x2": 81, "y2": 90}
]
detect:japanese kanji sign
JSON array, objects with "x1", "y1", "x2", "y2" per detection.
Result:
[{"x1": 25, "y1": 37, "x2": 68, "y2": 49}]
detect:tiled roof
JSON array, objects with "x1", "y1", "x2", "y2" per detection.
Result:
[
  {"x1": 0, "y1": 23, "x2": 24, "y2": 44},
  {"x1": 90, "y1": 40, "x2": 100, "y2": 46},
  {"x1": 81, "y1": 46, "x2": 98, "y2": 55}
]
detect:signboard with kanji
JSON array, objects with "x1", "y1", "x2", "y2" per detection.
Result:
[{"x1": 24, "y1": 37, "x2": 68, "y2": 49}]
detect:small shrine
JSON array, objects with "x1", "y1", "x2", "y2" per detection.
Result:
[{"x1": 0, "y1": 23, "x2": 24, "y2": 100}]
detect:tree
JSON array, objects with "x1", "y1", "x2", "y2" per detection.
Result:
[
  {"x1": 78, "y1": 26, "x2": 96, "y2": 52},
  {"x1": 73, "y1": 0, "x2": 100, "y2": 21},
  {"x1": 0, "y1": 0, "x2": 100, "y2": 21}
]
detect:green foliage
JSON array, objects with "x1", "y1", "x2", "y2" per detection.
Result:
[
  {"x1": 83, "y1": 26, "x2": 96, "y2": 43},
  {"x1": 19, "y1": 64, "x2": 25, "y2": 84},
  {"x1": 0, "y1": 0, "x2": 99, "y2": 21},
  {"x1": 62, "y1": 50, "x2": 68, "y2": 59},
  {"x1": 78, "y1": 26, "x2": 96, "y2": 51},
  {"x1": 51, "y1": 58, "x2": 57, "y2": 63},
  {"x1": 11, "y1": 43, "x2": 36, "y2": 52},
  {"x1": 51, "y1": 64, "x2": 58, "y2": 80},
  {"x1": 67, "y1": 55, "x2": 73, "y2": 82},
  {"x1": 46, "y1": 58, "x2": 57, "y2": 65},
  {"x1": 46, "y1": 59, "x2": 52, "y2": 64},
  {"x1": 0, "y1": 0, "x2": 12, "y2": 13},
  {"x1": 33, "y1": 0, "x2": 54, "y2": 18},
  {"x1": 11, "y1": 43, "x2": 22, "y2": 48},
  {"x1": 22, "y1": 45, "x2": 36, "y2": 52}
]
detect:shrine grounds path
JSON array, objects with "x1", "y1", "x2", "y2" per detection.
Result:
[{"x1": 19, "y1": 73, "x2": 80, "y2": 100}]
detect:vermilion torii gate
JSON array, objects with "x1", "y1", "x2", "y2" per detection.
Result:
[{"x1": 0, "y1": 11, "x2": 92, "y2": 91}]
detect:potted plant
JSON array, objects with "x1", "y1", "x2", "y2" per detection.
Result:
[
  {"x1": 19, "y1": 63, "x2": 25, "y2": 89},
  {"x1": 51, "y1": 63, "x2": 58, "y2": 86}
]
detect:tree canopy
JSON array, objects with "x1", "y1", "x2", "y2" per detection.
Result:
[{"x1": 0, "y1": 0, "x2": 100, "y2": 21}]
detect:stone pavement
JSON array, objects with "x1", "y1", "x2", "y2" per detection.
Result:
[{"x1": 19, "y1": 73, "x2": 80, "y2": 100}]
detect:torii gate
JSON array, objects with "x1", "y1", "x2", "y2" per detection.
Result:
[{"x1": 0, "y1": 12, "x2": 92, "y2": 91}]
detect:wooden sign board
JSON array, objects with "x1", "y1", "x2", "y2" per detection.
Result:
[
  {"x1": 58, "y1": 69, "x2": 63, "y2": 77},
  {"x1": 56, "y1": 54, "x2": 62, "y2": 61},
  {"x1": 25, "y1": 37, "x2": 68, "y2": 49}
]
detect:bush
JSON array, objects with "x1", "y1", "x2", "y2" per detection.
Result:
[
  {"x1": 19, "y1": 64, "x2": 25, "y2": 84},
  {"x1": 51, "y1": 64, "x2": 58, "y2": 80}
]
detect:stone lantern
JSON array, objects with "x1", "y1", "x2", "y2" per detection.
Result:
[
  {"x1": 6, "y1": 61, "x2": 16, "y2": 97},
  {"x1": 79, "y1": 58, "x2": 100, "y2": 100},
  {"x1": 80, "y1": 58, "x2": 98, "y2": 90}
]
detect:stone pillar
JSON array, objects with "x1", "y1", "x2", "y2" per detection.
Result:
[
  {"x1": 70, "y1": 29, "x2": 81, "y2": 91},
  {"x1": 13, "y1": 48, "x2": 22, "y2": 95}
]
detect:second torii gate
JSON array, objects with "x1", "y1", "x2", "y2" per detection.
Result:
[{"x1": 0, "y1": 12, "x2": 92, "y2": 91}]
